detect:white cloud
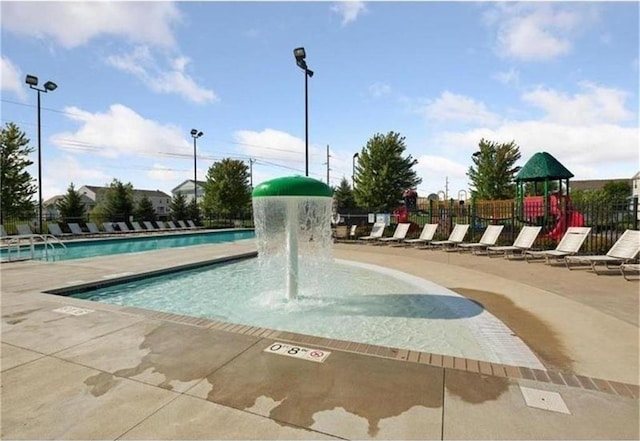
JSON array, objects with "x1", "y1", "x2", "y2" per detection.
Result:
[
  {"x1": 331, "y1": 1, "x2": 367, "y2": 26},
  {"x1": 147, "y1": 164, "x2": 184, "y2": 183},
  {"x1": 42, "y1": 155, "x2": 111, "y2": 200},
  {"x1": 51, "y1": 104, "x2": 191, "y2": 159},
  {"x1": 368, "y1": 82, "x2": 391, "y2": 98},
  {"x1": 106, "y1": 46, "x2": 217, "y2": 105},
  {"x1": 493, "y1": 68, "x2": 520, "y2": 86},
  {"x1": 0, "y1": 56, "x2": 27, "y2": 101},
  {"x1": 233, "y1": 128, "x2": 306, "y2": 163},
  {"x1": 487, "y1": 3, "x2": 596, "y2": 61},
  {"x1": 420, "y1": 91, "x2": 500, "y2": 126},
  {"x1": 1, "y1": 2, "x2": 181, "y2": 49},
  {"x1": 522, "y1": 82, "x2": 633, "y2": 125}
]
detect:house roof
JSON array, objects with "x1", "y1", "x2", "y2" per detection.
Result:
[
  {"x1": 570, "y1": 178, "x2": 632, "y2": 191},
  {"x1": 515, "y1": 152, "x2": 574, "y2": 182},
  {"x1": 171, "y1": 179, "x2": 207, "y2": 193},
  {"x1": 82, "y1": 185, "x2": 171, "y2": 198}
]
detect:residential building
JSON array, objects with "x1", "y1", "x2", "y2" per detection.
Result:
[{"x1": 171, "y1": 179, "x2": 206, "y2": 204}]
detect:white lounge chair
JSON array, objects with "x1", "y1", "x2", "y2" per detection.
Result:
[
  {"x1": 86, "y1": 222, "x2": 101, "y2": 235},
  {"x1": 102, "y1": 222, "x2": 116, "y2": 233},
  {"x1": 404, "y1": 223, "x2": 439, "y2": 248},
  {"x1": 143, "y1": 221, "x2": 157, "y2": 231},
  {"x1": 116, "y1": 222, "x2": 130, "y2": 233},
  {"x1": 167, "y1": 221, "x2": 178, "y2": 229},
  {"x1": 524, "y1": 227, "x2": 591, "y2": 264},
  {"x1": 359, "y1": 222, "x2": 386, "y2": 241},
  {"x1": 68, "y1": 223, "x2": 88, "y2": 236},
  {"x1": 186, "y1": 220, "x2": 200, "y2": 229},
  {"x1": 486, "y1": 226, "x2": 542, "y2": 258},
  {"x1": 130, "y1": 221, "x2": 144, "y2": 232},
  {"x1": 377, "y1": 223, "x2": 411, "y2": 244},
  {"x1": 620, "y1": 263, "x2": 640, "y2": 281},
  {"x1": 348, "y1": 224, "x2": 358, "y2": 240},
  {"x1": 457, "y1": 224, "x2": 505, "y2": 254},
  {"x1": 47, "y1": 223, "x2": 73, "y2": 238},
  {"x1": 177, "y1": 220, "x2": 190, "y2": 229},
  {"x1": 430, "y1": 224, "x2": 470, "y2": 250},
  {"x1": 565, "y1": 229, "x2": 640, "y2": 274},
  {"x1": 16, "y1": 224, "x2": 35, "y2": 237}
]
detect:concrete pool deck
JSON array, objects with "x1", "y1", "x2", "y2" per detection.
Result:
[{"x1": 1, "y1": 238, "x2": 638, "y2": 439}]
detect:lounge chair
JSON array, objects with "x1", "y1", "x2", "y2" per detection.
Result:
[
  {"x1": 430, "y1": 224, "x2": 470, "y2": 250},
  {"x1": 86, "y1": 222, "x2": 101, "y2": 235},
  {"x1": 486, "y1": 226, "x2": 542, "y2": 258},
  {"x1": 116, "y1": 222, "x2": 130, "y2": 233},
  {"x1": 130, "y1": 221, "x2": 144, "y2": 232},
  {"x1": 404, "y1": 223, "x2": 439, "y2": 248},
  {"x1": 359, "y1": 222, "x2": 386, "y2": 241},
  {"x1": 68, "y1": 223, "x2": 89, "y2": 236},
  {"x1": 167, "y1": 221, "x2": 178, "y2": 229},
  {"x1": 524, "y1": 227, "x2": 591, "y2": 264},
  {"x1": 376, "y1": 223, "x2": 411, "y2": 245},
  {"x1": 16, "y1": 224, "x2": 35, "y2": 237},
  {"x1": 620, "y1": 263, "x2": 640, "y2": 281},
  {"x1": 348, "y1": 224, "x2": 358, "y2": 240},
  {"x1": 458, "y1": 225, "x2": 505, "y2": 254},
  {"x1": 186, "y1": 220, "x2": 201, "y2": 229},
  {"x1": 177, "y1": 220, "x2": 189, "y2": 229},
  {"x1": 155, "y1": 220, "x2": 167, "y2": 230},
  {"x1": 102, "y1": 222, "x2": 116, "y2": 233},
  {"x1": 47, "y1": 223, "x2": 73, "y2": 238},
  {"x1": 0, "y1": 224, "x2": 8, "y2": 239},
  {"x1": 143, "y1": 221, "x2": 157, "y2": 231},
  {"x1": 564, "y1": 229, "x2": 640, "y2": 274}
]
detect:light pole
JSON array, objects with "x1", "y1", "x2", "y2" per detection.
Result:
[
  {"x1": 352, "y1": 153, "x2": 359, "y2": 187},
  {"x1": 293, "y1": 47, "x2": 314, "y2": 176},
  {"x1": 25, "y1": 74, "x2": 57, "y2": 234},
  {"x1": 190, "y1": 129, "x2": 203, "y2": 211}
]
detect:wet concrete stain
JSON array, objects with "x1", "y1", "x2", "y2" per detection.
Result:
[
  {"x1": 452, "y1": 287, "x2": 574, "y2": 371},
  {"x1": 204, "y1": 344, "x2": 443, "y2": 437},
  {"x1": 445, "y1": 369, "x2": 509, "y2": 404},
  {"x1": 84, "y1": 372, "x2": 120, "y2": 397},
  {"x1": 2, "y1": 308, "x2": 42, "y2": 325},
  {"x1": 110, "y1": 321, "x2": 256, "y2": 391}
]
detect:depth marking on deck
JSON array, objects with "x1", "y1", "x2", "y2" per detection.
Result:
[
  {"x1": 53, "y1": 305, "x2": 95, "y2": 316},
  {"x1": 264, "y1": 342, "x2": 331, "y2": 363}
]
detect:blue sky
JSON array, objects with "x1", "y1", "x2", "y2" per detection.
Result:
[{"x1": 1, "y1": 1, "x2": 638, "y2": 201}]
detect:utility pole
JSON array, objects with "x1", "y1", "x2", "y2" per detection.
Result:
[
  {"x1": 445, "y1": 176, "x2": 449, "y2": 200},
  {"x1": 249, "y1": 158, "x2": 255, "y2": 188},
  {"x1": 324, "y1": 144, "x2": 331, "y2": 185}
]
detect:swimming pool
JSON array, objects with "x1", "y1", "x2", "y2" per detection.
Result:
[
  {"x1": 67, "y1": 256, "x2": 544, "y2": 369},
  {"x1": 0, "y1": 229, "x2": 255, "y2": 261}
]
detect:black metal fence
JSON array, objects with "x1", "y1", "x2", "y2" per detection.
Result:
[{"x1": 337, "y1": 197, "x2": 639, "y2": 253}]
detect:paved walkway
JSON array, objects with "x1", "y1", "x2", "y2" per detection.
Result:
[{"x1": 1, "y1": 238, "x2": 638, "y2": 439}]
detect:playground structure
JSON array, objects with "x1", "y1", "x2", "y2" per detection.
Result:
[{"x1": 515, "y1": 152, "x2": 585, "y2": 241}]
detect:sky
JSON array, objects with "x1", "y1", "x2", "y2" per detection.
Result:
[{"x1": 1, "y1": 1, "x2": 639, "y2": 202}]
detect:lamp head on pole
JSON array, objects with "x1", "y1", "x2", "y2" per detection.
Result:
[
  {"x1": 25, "y1": 74, "x2": 38, "y2": 86},
  {"x1": 190, "y1": 129, "x2": 203, "y2": 138},
  {"x1": 44, "y1": 81, "x2": 57, "y2": 91}
]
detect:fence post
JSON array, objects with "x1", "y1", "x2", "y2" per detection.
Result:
[{"x1": 634, "y1": 196, "x2": 639, "y2": 231}]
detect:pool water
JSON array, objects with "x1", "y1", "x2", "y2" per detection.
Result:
[
  {"x1": 0, "y1": 230, "x2": 255, "y2": 261},
  {"x1": 72, "y1": 257, "x2": 544, "y2": 369}
]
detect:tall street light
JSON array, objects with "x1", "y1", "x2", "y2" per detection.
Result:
[
  {"x1": 190, "y1": 129, "x2": 203, "y2": 210},
  {"x1": 25, "y1": 74, "x2": 57, "y2": 234},
  {"x1": 293, "y1": 47, "x2": 314, "y2": 177},
  {"x1": 352, "y1": 153, "x2": 359, "y2": 188}
]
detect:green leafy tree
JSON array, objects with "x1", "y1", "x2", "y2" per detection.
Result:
[
  {"x1": 202, "y1": 158, "x2": 252, "y2": 217},
  {"x1": 333, "y1": 177, "x2": 356, "y2": 211},
  {"x1": 170, "y1": 193, "x2": 189, "y2": 221},
  {"x1": 467, "y1": 138, "x2": 521, "y2": 200},
  {"x1": 134, "y1": 194, "x2": 156, "y2": 221},
  {"x1": 602, "y1": 181, "x2": 631, "y2": 202},
  {"x1": 0, "y1": 122, "x2": 37, "y2": 222},
  {"x1": 101, "y1": 179, "x2": 134, "y2": 222},
  {"x1": 57, "y1": 182, "x2": 86, "y2": 221},
  {"x1": 187, "y1": 198, "x2": 200, "y2": 223},
  {"x1": 353, "y1": 131, "x2": 421, "y2": 211}
]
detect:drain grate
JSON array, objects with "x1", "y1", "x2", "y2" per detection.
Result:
[
  {"x1": 520, "y1": 386, "x2": 571, "y2": 414},
  {"x1": 53, "y1": 305, "x2": 95, "y2": 316}
]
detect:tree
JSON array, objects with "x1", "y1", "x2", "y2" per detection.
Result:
[
  {"x1": 101, "y1": 179, "x2": 134, "y2": 222},
  {"x1": 134, "y1": 194, "x2": 156, "y2": 221},
  {"x1": 467, "y1": 138, "x2": 521, "y2": 200},
  {"x1": 202, "y1": 158, "x2": 252, "y2": 217},
  {"x1": 602, "y1": 181, "x2": 631, "y2": 202},
  {"x1": 57, "y1": 182, "x2": 86, "y2": 221},
  {"x1": 170, "y1": 193, "x2": 189, "y2": 221},
  {"x1": 0, "y1": 122, "x2": 36, "y2": 222},
  {"x1": 187, "y1": 198, "x2": 200, "y2": 223},
  {"x1": 353, "y1": 131, "x2": 421, "y2": 211},
  {"x1": 333, "y1": 177, "x2": 356, "y2": 211}
]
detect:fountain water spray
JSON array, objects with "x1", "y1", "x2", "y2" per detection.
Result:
[{"x1": 252, "y1": 176, "x2": 334, "y2": 300}]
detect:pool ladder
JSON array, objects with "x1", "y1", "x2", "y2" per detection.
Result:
[{"x1": 4, "y1": 234, "x2": 67, "y2": 262}]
